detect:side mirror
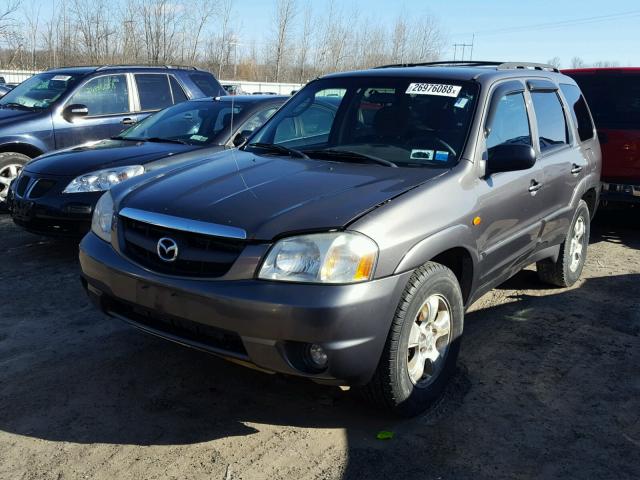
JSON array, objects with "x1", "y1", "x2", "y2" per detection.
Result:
[
  {"x1": 62, "y1": 103, "x2": 89, "y2": 120},
  {"x1": 232, "y1": 129, "x2": 253, "y2": 147},
  {"x1": 486, "y1": 144, "x2": 536, "y2": 176}
]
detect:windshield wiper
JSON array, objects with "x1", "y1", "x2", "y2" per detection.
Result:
[
  {"x1": 144, "y1": 137, "x2": 189, "y2": 145},
  {"x1": 245, "y1": 142, "x2": 309, "y2": 159},
  {"x1": 303, "y1": 148, "x2": 397, "y2": 168},
  {"x1": 0, "y1": 102, "x2": 36, "y2": 111}
]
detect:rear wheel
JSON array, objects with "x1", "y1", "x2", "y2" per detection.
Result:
[
  {"x1": 362, "y1": 262, "x2": 464, "y2": 417},
  {"x1": 0, "y1": 152, "x2": 30, "y2": 207},
  {"x1": 537, "y1": 199, "x2": 590, "y2": 287}
]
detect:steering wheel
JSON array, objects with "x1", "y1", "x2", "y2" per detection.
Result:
[{"x1": 405, "y1": 132, "x2": 457, "y2": 158}]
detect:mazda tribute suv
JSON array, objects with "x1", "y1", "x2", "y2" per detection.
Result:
[{"x1": 80, "y1": 61, "x2": 601, "y2": 416}]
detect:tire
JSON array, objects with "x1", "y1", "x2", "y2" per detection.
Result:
[
  {"x1": 362, "y1": 262, "x2": 464, "y2": 417},
  {"x1": 0, "y1": 152, "x2": 30, "y2": 207},
  {"x1": 537, "y1": 199, "x2": 590, "y2": 287}
]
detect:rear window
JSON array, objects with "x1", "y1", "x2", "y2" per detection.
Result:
[
  {"x1": 189, "y1": 73, "x2": 223, "y2": 97},
  {"x1": 135, "y1": 74, "x2": 172, "y2": 111},
  {"x1": 531, "y1": 91, "x2": 569, "y2": 152},
  {"x1": 560, "y1": 84, "x2": 594, "y2": 142},
  {"x1": 568, "y1": 73, "x2": 640, "y2": 130}
]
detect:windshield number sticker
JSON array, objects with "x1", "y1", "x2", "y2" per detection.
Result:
[
  {"x1": 406, "y1": 83, "x2": 461, "y2": 97},
  {"x1": 51, "y1": 75, "x2": 72, "y2": 82}
]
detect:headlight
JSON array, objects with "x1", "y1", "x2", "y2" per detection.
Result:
[
  {"x1": 91, "y1": 192, "x2": 114, "y2": 242},
  {"x1": 258, "y1": 232, "x2": 378, "y2": 284},
  {"x1": 63, "y1": 165, "x2": 144, "y2": 193}
]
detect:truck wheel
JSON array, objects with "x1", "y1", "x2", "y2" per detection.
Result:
[
  {"x1": 537, "y1": 199, "x2": 590, "y2": 287},
  {"x1": 362, "y1": 262, "x2": 464, "y2": 417},
  {"x1": 0, "y1": 152, "x2": 29, "y2": 206}
]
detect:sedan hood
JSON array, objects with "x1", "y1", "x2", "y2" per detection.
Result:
[
  {"x1": 117, "y1": 149, "x2": 446, "y2": 240},
  {"x1": 24, "y1": 139, "x2": 199, "y2": 176}
]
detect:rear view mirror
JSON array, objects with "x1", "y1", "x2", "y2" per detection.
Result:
[
  {"x1": 232, "y1": 130, "x2": 253, "y2": 147},
  {"x1": 486, "y1": 144, "x2": 536, "y2": 175},
  {"x1": 63, "y1": 103, "x2": 89, "y2": 120}
]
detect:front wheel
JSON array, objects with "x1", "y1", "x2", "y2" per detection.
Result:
[
  {"x1": 0, "y1": 152, "x2": 30, "y2": 206},
  {"x1": 362, "y1": 262, "x2": 464, "y2": 417},
  {"x1": 537, "y1": 199, "x2": 590, "y2": 287}
]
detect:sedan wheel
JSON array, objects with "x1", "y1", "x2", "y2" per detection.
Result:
[{"x1": 0, "y1": 163, "x2": 23, "y2": 203}]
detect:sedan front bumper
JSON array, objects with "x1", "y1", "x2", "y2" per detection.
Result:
[{"x1": 79, "y1": 232, "x2": 412, "y2": 385}]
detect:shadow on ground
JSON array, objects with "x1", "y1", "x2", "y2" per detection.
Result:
[{"x1": 0, "y1": 216, "x2": 639, "y2": 479}]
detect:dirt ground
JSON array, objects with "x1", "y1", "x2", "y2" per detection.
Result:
[{"x1": 0, "y1": 208, "x2": 638, "y2": 480}]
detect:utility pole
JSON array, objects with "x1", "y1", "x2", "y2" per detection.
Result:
[{"x1": 452, "y1": 37, "x2": 475, "y2": 61}]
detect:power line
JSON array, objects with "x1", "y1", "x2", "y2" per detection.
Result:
[{"x1": 453, "y1": 9, "x2": 640, "y2": 37}]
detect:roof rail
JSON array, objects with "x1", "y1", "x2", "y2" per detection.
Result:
[
  {"x1": 496, "y1": 62, "x2": 559, "y2": 73},
  {"x1": 95, "y1": 64, "x2": 199, "y2": 71},
  {"x1": 375, "y1": 60, "x2": 502, "y2": 69},
  {"x1": 374, "y1": 60, "x2": 559, "y2": 73}
]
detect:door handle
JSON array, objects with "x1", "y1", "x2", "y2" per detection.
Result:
[
  {"x1": 571, "y1": 164, "x2": 583, "y2": 175},
  {"x1": 528, "y1": 180, "x2": 542, "y2": 194},
  {"x1": 121, "y1": 117, "x2": 137, "y2": 125}
]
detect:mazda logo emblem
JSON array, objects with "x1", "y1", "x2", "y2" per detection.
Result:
[{"x1": 157, "y1": 237, "x2": 179, "y2": 262}]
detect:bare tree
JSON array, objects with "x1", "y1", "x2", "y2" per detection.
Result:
[
  {"x1": 271, "y1": 0, "x2": 296, "y2": 82},
  {"x1": 571, "y1": 56, "x2": 586, "y2": 69},
  {"x1": 294, "y1": 0, "x2": 313, "y2": 83},
  {"x1": 547, "y1": 56, "x2": 561, "y2": 69}
]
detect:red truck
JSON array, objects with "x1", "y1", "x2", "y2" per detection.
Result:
[{"x1": 564, "y1": 68, "x2": 640, "y2": 204}]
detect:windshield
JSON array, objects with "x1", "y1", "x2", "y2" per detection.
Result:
[
  {"x1": 0, "y1": 72, "x2": 82, "y2": 109},
  {"x1": 121, "y1": 100, "x2": 247, "y2": 145},
  {"x1": 570, "y1": 73, "x2": 640, "y2": 130},
  {"x1": 246, "y1": 76, "x2": 479, "y2": 167}
]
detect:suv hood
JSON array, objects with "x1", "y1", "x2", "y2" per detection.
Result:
[
  {"x1": 0, "y1": 106, "x2": 41, "y2": 125},
  {"x1": 24, "y1": 139, "x2": 200, "y2": 176},
  {"x1": 116, "y1": 149, "x2": 446, "y2": 240}
]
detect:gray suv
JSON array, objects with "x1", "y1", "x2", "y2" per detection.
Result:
[{"x1": 79, "y1": 61, "x2": 601, "y2": 416}]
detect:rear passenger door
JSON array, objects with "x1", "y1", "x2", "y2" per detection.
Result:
[
  {"x1": 132, "y1": 73, "x2": 178, "y2": 124},
  {"x1": 53, "y1": 74, "x2": 136, "y2": 148},
  {"x1": 529, "y1": 81, "x2": 589, "y2": 247}
]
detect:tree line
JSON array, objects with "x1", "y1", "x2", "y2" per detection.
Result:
[{"x1": 0, "y1": 0, "x2": 446, "y2": 83}]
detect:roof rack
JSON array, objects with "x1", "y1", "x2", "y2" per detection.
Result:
[
  {"x1": 374, "y1": 60, "x2": 559, "y2": 73},
  {"x1": 95, "y1": 64, "x2": 199, "y2": 71}
]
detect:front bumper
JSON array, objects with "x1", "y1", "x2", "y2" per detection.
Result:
[
  {"x1": 79, "y1": 232, "x2": 412, "y2": 385},
  {"x1": 8, "y1": 171, "x2": 100, "y2": 236}
]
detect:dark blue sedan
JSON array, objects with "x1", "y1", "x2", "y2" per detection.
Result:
[{"x1": 8, "y1": 95, "x2": 287, "y2": 236}]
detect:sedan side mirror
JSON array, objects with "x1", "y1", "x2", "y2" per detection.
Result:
[
  {"x1": 486, "y1": 144, "x2": 536, "y2": 176},
  {"x1": 62, "y1": 103, "x2": 89, "y2": 121},
  {"x1": 232, "y1": 130, "x2": 253, "y2": 147}
]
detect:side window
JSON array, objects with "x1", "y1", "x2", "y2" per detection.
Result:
[
  {"x1": 531, "y1": 91, "x2": 569, "y2": 152},
  {"x1": 189, "y1": 73, "x2": 223, "y2": 97},
  {"x1": 135, "y1": 74, "x2": 172, "y2": 111},
  {"x1": 239, "y1": 106, "x2": 278, "y2": 134},
  {"x1": 170, "y1": 76, "x2": 188, "y2": 103},
  {"x1": 486, "y1": 92, "x2": 531, "y2": 155},
  {"x1": 274, "y1": 88, "x2": 344, "y2": 144},
  {"x1": 560, "y1": 84, "x2": 594, "y2": 142},
  {"x1": 69, "y1": 75, "x2": 129, "y2": 116}
]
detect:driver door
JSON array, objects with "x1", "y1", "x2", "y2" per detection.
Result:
[
  {"x1": 53, "y1": 74, "x2": 138, "y2": 149},
  {"x1": 474, "y1": 85, "x2": 546, "y2": 288}
]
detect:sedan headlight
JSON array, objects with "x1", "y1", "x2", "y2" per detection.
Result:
[
  {"x1": 258, "y1": 232, "x2": 378, "y2": 284},
  {"x1": 63, "y1": 165, "x2": 144, "y2": 193},
  {"x1": 91, "y1": 192, "x2": 114, "y2": 242}
]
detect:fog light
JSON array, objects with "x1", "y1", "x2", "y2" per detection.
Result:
[{"x1": 307, "y1": 344, "x2": 328, "y2": 369}]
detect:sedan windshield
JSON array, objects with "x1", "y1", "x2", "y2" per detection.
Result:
[
  {"x1": 0, "y1": 72, "x2": 81, "y2": 109},
  {"x1": 120, "y1": 100, "x2": 248, "y2": 146},
  {"x1": 246, "y1": 76, "x2": 479, "y2": 167}
]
